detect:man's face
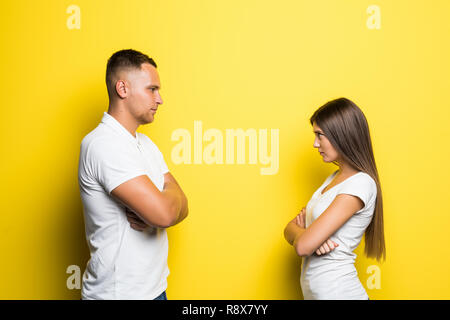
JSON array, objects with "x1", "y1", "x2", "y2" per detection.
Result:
[{"x1": 125, "y1": 63, "x2": 163, "y2": 124}]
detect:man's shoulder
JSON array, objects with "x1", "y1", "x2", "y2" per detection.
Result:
[
  {"x1": 82, "y1": 124, "x2": 117, "y2": 147},
  {"x1": 137, "y1": 132, "x2": 160, "y2": 150},
  {"x1": 80, "y1": 124, "x2": 125, "y2": 159},
  {"x1": 137, "y1": 132, "x2": 152, "y2": 143}
]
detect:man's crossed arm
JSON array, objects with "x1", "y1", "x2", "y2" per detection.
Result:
[{"x1": 111, "y1": 172, "x2": 188, "y2": 229}]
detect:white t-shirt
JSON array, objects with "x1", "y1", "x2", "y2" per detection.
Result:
[
  {"x1": 300, "y1": 170, "x2": 377, "y2": 300},
  {"x1": 78, "y1": 112, "x2": 170, "y2": 300}
]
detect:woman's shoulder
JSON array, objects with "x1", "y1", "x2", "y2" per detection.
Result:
[
  {"x1": 334, "y1": 171, "x2": 378, "y2": 210},
  {"x1": 347, "y1": 171, "x2": 378, "y2": 195},
  {"x1": 355, "y1": 171, "x2": 376, "y2": 185}
]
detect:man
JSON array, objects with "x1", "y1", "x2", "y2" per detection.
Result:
[{"x1": 78, "y1": 49, "x2": 188, "y2": 300}]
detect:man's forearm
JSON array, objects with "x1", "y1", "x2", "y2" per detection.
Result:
[
  {"x1": 162, "y1": 180, "x2": 188, "y2": 226},
  {"x1": 173, "y1": 195, "x2": 188, "y2": 225}
]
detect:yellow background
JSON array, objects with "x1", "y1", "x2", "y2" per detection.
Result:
[{"x1": 1, "y1": 0, "x2": 449, "y2": 299}]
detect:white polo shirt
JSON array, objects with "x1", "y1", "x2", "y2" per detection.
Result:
[{"x1": 78, "y1": 112, "x2": 170, "y2": 300}]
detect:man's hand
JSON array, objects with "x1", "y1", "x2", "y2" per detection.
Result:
[{"x1": 125, "y1": 207, "x2": 149, "y2": 232}]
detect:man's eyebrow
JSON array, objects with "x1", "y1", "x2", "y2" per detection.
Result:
[{"x1": 147, "y1": 84, "x2": 160, "y2": 89}]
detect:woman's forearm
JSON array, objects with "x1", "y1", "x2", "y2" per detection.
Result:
[{"x1": 284, "y1": 220, "x2": 306, "y2": 246}]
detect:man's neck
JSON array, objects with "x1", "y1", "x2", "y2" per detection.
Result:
[{"x1": 107, "y1": 106, "x2": 139, "y2": 138}]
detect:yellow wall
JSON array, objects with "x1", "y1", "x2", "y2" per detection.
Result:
[{"x1": 1, "y1": 0, "x2": 449, "y2": 299}]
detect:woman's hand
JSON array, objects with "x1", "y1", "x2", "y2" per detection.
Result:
[
  {"x1": 297, "y1": 207, "x2": 339, "y2": 256},
  {"x1": 315, "y1": 238, "x2": 339, "y2": 256},
  {"x1": 296, "y1": 207, "x2": 306, "y2": 228},
  {"x1": 285, "y1": 208, "x2": 307, "y2": 246}
]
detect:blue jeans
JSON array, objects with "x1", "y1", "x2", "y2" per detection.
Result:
[{"x1": 153, "y1": 291, "x2": 167, "y2": 300}]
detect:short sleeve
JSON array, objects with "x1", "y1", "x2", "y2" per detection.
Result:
[
  {"x1": 139, "y1": 133, "x2": 169, "y2": 175},
  {"x1": 157, "y1": 148, "x2": 169, "y2": 174},
  {"x1": 336, "y1": 174, "x2": 377, "y2": 211},
  {"x1": 88, "y1": 139, "x2": 148, "y2": 194}
]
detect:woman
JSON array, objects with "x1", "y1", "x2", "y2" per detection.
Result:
[{"x1": 284, "y1": 97, "x2": 385, "y2": 300}]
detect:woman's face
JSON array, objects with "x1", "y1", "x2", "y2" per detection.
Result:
[{"x1": 312, "y1": 121, "x2": 340, "y2": 163}]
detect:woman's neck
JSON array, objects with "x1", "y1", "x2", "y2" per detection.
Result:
[{"x1": 336, "y1": 160, "x2": 359, "y2": 177}]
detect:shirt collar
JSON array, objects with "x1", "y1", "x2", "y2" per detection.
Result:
[{"x1": 101, "y1": 112, "x2": 139, "y2": 146}]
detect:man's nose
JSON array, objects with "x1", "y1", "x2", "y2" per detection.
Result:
[{"x1": 156, "y1": 92, "x2": 163, "y2": 105}]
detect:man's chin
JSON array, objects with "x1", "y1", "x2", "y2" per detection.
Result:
[
  {"x1": 140, "y1": 115, "x2": 154, "y2": 124},
  {"x1": 139, "y1": 117, "x2": 155, "y2": 126}
]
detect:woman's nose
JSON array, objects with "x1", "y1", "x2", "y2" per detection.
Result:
[{"x1": 313, "y1": 139, "x2": 320, "y2": 148}]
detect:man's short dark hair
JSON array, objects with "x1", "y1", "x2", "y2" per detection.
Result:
[{"x1": 106, "y1": 49, "x2": 157, "y2": 100}]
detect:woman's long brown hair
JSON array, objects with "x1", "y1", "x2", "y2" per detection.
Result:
[{"x1": 310, "y1": 98, "x2": 386, "y2": 262}]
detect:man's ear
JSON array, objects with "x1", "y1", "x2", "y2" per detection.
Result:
[{"x1": 115, "y1": 79, "x2": 128, "y2": 99}]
